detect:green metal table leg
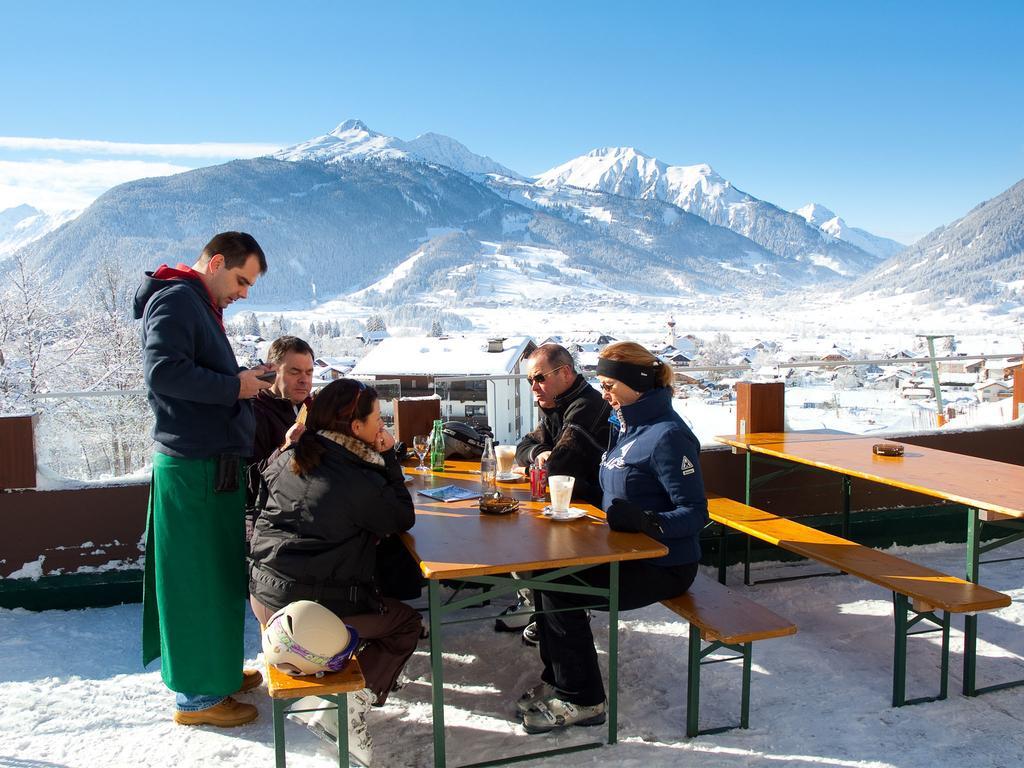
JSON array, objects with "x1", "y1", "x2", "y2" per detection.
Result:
[
  {"x1": 717, "y1": 523, "x2": 728, "y2": 584},
  {"x1": 273, "y1": 699, "x2": 286, "y2": 768},
  {"x1": 740, "y1": 643, "x2": 752, "y2": 729},
  {"x1": 607, "y1": 560, "x2": 619, "y2": 745},
  {"x1": 744, "y1": 451, "x2": 752, "y2": 506},
  {"x1": 742, "y1": 451, "x2": 753, "y2": 585},
  {"x1": 720, "y1": 450, "x2": 756, "y2": 587},
  {"x1": 963, "y1": 507, "x2": 980, "y2": 697},
  {"x1": 939, "y1": 611, "x2": 950, "y2": 701},
  {"x1": 743, "y1": 536, "x2": 752, "y2": 586},
  {"x1": 892, "y1": 592, "x2": 908, "y2": 707},
  {"x1": 841, "y1": 475, "x2": 852, "y2": 539},
  {"x1": 686, "y1": 623, "x2": 701, "y2": 737},
  {"x1": 332, "y1": 694, "x2": 349, "y2": 767},
  {"x1": 429, "y1": 580, "x2": 447, "y2": 768}
]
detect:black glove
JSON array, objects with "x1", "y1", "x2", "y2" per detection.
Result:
[
  {"x1": 640, "y1": 510, "x2": 665, "y2": 537},
  {"x1": 606, "y1": 498, "x2": 644, "y2": 532},
  {"x1": 606, "y1": 498, "x2": 665, "y2": 537}
]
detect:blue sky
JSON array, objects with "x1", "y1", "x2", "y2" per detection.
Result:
[{"x1": 2, "y1": 0, "x2": 1022, "y2": 242}]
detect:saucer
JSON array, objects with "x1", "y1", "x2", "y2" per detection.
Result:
[
  {"x1": 541, "y1": 506, "x2": 586, "y2": 521},
  {"x1": 496, "y1": 471, "x2": 522, "y2": 481}
]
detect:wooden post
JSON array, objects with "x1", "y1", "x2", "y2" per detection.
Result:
[
  {"x1": 392, "y1": 397, "x2": 441, "y2": 447},
  {"x1": 0, "y1": 413, "x2": 37, "y2": 490},
  {"x1": 735, "y1": 382, "x2": 785, "y2": 436},
  {"x1": 1014, "y1": 366, "x2": 1023, "y2": 421}
]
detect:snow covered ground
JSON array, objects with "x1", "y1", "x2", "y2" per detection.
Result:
[{"x1": 3, "y1": 542, "x2": 1023, "y2": 768}]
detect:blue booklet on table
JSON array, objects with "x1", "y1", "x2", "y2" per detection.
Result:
[{"x1": 417, "y1": 484, "x2": 481, "y2": 503}]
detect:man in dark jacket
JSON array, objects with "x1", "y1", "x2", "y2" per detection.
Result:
[
  {"x1": 251, "y1": 335, "x2": 315, "y2": 463},
  {"x1": 134, "y1": 231, "x2": 271, "y2": 728},
  {"x1": 246, "y1": 335, "x2": 315, "y2": 527},
  {"x1": 515, "y1": 343, "x2": 611, "y2": 505},
  {"x1": 501, "y1": 344, "x2": 611, "y2": 639}
]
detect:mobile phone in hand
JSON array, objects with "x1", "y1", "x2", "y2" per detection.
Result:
[{"x1": 256, "y1": 369, "x2": 277, "y2": 382}]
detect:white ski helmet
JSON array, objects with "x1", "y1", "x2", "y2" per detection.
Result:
[{"x1": 262, "y1": 600, "x2": 360, "y2": 676}]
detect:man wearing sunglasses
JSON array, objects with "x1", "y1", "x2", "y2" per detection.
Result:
[
  {"x1": 498, "y1": 344, "x2": 611, "y2": 641},
  {"x1": 516, "y1": 342, "x2": 611, "y2": 502}
]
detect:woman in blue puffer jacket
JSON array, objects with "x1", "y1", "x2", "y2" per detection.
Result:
[{"x1": 521, "y1": 341, "x2": 708, "y2": 734}]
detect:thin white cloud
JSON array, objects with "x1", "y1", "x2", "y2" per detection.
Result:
[
  {"x1": 0, "y1": 136, "x2": 281, "y2": 159},
  {"x1": 0, "y1": 158, "x2": 193, "y2": 213}
]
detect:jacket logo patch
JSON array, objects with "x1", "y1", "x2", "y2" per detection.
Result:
[
  {"x1": 681, "y1": 456, "x2": 695, "y2": 475},
  {"x1": 602, "y1": 439, "x2": 636, "y2": 470}
]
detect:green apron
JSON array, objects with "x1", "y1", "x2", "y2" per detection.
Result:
[{"x1": 142, "y1": 453, "x2": 246, "y2": 695}]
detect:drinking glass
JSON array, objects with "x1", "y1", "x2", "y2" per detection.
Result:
[
  {"x1": 548, "y1": 475, "x2": 575, "y2": 513},
  {"x1": 412, "y1": 434, "x2": 430, "y2": 471},
  {"x1": 495, "y1": 445, "x2": 516, "y2": 477}
]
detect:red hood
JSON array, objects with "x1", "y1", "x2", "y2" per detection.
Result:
[{"x1": 151, "y1": 263, "x2": 224, "y2": 330}]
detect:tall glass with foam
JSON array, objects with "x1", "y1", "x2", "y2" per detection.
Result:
[
  {"x1": 547, "y1": 475, "x2": 575, "y2": 513},
  {"x1": 495, "y1": 445, "x2": 516, "y2": 476}
]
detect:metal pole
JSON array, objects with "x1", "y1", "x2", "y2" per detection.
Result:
[
  {"x1": 892, "y1": 592, "x2": 908, "y2": 707},
  {"x1": 963, "y1": 508, "x2": 981, "y2": 696},
  {"x1": 607, "y1": 560, "x2": 619, "y2": 745},
  {"x1": 273, "y1": 700, "x2": 287, "y2": 768},
  {"x1": 917, "y1": 334, "x2": 953, "y2": 427},
  {"x1": 686, "y1": 623, "x2": 701, "y2": 737},
  {"x1": 334, "y1": 694, "x2": 348, "y2": 768},
  {"x1": 428, "y1": 580, "x2": 447, "y2": 768},
  {"x1": 740, "y1": 643, "x2": 752, "y2": 729}
]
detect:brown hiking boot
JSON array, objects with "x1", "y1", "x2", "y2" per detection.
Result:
[
  {"x1": 236, "y1": 669, "x2": 263, "y2": 694},
  {"x1": 173, "y1": 696, "x2": 258, "y2": 727}
]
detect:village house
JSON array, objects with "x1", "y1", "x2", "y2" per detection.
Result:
[
  {"x1": 349, "y1": 335, "x2": 537, "y2": 445},
  {"x1": 974, "y1": 379, "x2": 1013, "y2": 403},
  {"x1": 982, "y1": 357, "x2": 1023, "y2": 382},
  {"x1": 312, "y1": 356, "x2": 356, "y2": 383}
]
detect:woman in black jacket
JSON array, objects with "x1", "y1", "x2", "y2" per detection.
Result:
[{"x1": 249, "y1": 378, "x2": 421, "y2": 705}]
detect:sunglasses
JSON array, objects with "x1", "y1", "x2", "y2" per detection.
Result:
[
  {"x1": 526, "y1": 364, "x2": 568, "y2": 386},
  {"x1": 598, "y1": 380, "x2": 617, "y2": 392},
  {"x1": 341, "y1": 379, "x2": 367, "y2": 419}
]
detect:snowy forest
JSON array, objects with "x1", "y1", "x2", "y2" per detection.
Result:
[{"x1": 0, "y1": 253, "x2": 471, "y2": 482}]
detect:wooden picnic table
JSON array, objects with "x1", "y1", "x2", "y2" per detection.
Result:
[
  {"x1": 715, "y1": 431, "x2": 1024, "y2": 697},
  {"x1": 401, "y1": 459, "x2": 667, "y2": 768}
]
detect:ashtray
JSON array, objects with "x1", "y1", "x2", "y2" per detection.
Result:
[
  {"x1": 872, "y1": 442, "x2": 905, "y2": 457},
  {"x1": 478, "y1": 495, "x2": 520, "y2": 515}
]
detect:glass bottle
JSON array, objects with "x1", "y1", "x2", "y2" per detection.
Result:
[
  {"x1": 480, "y1": 437, "x2": 497, "y2": 496},
  {"x1": 429, "y1": 419, "x2": 446, "y2": 471}
]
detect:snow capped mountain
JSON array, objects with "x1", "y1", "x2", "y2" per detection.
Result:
[
  {"x1": 0, "y1": 204, "x2": 77, "y2": 259},
  {"x1": 536, "y1": 147, "x2": 744, "y2": 212},
  {"x1": 12, "y1": 119, "x2": 917, "y2": 312},
  {"x1": 795, "y1": 203, "x2": 905, "y2": 260},
  {"x1": 402, "y1": 132, "x2": 523, "y2": 179},
  {"x1": 851, "y1": 177, "x2": 1024, "y2": 305},
  {"x1": 535, "y1": 146, "x2": 879, "y2": 275},
  {"x1": 274, "y1": 119, "x2": 525, "y2": 179},
  {"x1": 794, "y1": 203, "x2": 838, "y2": 229},
  {"x1": 274, "y1": 119, "x2": 403, "y2": 162}
]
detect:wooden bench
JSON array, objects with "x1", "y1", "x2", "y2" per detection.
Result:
[
  {"x1": 708, "y1": 494, "x2": 1012, "y2": 706},
  {"x1": 265, "y1": 657, "x2": 367, "y2": 768},
  {"x1": 661, "y1": 573, "x2": 796, "y2": 737}
]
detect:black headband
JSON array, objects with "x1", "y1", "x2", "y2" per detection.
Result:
[{"x1": 596, "y1": 357, "x2": 661, "y2": 392}]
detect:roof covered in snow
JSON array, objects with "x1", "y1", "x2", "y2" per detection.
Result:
[{"x1": 350, "y1": 335, "x2": 535, "y2": 376}]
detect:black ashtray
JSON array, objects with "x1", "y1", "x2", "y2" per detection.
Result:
[
  {"x1": 872, "y1": 442, "x2": 905, "y2": 457},
  {"x1": 479, "y1": 495, "x2": 520, "y2": 515}
]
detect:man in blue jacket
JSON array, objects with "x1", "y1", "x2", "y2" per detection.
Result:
[{"x1": 134, "y1": 231, "x2": 272, "y2": 727}]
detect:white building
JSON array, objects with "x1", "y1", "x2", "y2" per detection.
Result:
[
  {"x1": 350, "y1": 335, "x2": 537, "y2": 445},
  {"x1": 974, "y1": 380, "x2": 1013, "y2": 403}
]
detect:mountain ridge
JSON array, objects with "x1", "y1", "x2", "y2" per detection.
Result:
[{"x1": 850, "y1": 177, "x2": 1024, "y2": 305}]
